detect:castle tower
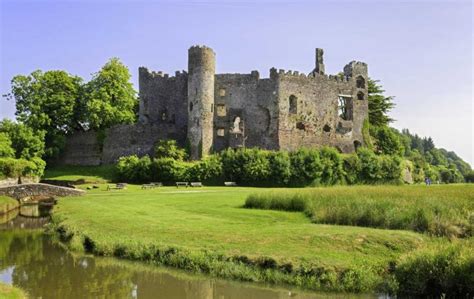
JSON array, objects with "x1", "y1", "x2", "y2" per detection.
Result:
[
  {"x1": 314, "y1": 48, "x2": 325, "y2": 75},
  {"x1": 187, "y1": 45, "x2": 215, "y2": 160}
]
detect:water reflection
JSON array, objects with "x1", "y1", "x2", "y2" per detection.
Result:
[{"x1": 0, "y1": 230, "x2": 378, "y2": 299}]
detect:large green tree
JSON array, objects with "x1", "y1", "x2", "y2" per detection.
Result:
[
  {"x1": 0, "y1": 119, "x2": 45, "y2": 160},
  {"x1": 84, "y1": 58, "x2": 138, "y2": 130},
  {"x1": 4, "y1": 70, "x2": 83, "y2": 158},
  {"x1": 368, "y1": 79, "x2": 395, "y2": 127}
]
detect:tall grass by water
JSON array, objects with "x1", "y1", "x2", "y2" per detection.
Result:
[{"x1": 244, "y1": 185, "x2": 474, "y2": 238}]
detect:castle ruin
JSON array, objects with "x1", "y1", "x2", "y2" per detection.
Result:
[{"x1": 61, "y1": 45, "x2": 368, "y2": 165}]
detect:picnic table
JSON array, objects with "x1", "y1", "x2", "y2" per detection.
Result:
[
  {"x1": 107, "y1": 183, "x2": 127, "y2": 190},
  {"x1": 224, "y1": 181, "x2": 237, "y2": 186},
  {"x1": 176, "y1": 182, "x2": 188, "y2": 188},
  {"x1": 142, "y1": 182, "x2": 163, "y2": 189},
  {"x1": 190, "y1": 182, "x2": 203, "y2": 187}
]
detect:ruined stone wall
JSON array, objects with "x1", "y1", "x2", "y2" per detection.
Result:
[
  {"x1": 138, "y1": 67, "x2": 188, "y2": 139},
  {"x1": 274, "y1": 63, "x2": 368, "y2": 153},
  {"x1": 213, "y1": 72, "x2": 279, "y2": 151},
  {"x1": 60, "y1": 130, "x2": 102, "y2": 165}
]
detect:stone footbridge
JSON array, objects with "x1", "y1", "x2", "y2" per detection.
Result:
[{"x1": 0, "y1": 183, "x2": 85, "y2": 201}]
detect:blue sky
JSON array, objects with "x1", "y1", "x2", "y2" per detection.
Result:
[{"x1": 0, "y1": 0, "x2": 472, "y2": 165}]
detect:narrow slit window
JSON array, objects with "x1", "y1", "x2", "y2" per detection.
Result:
[{"x1": 289, "y1": 95, "x2": 297, "y2": 114}]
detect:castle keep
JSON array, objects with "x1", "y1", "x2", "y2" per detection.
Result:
[{"x1": 62, "y1": 46, "x2": 369, "y2": 165}]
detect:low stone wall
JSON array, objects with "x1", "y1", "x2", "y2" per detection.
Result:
[{"x1": 0, "y1": 183, "x2": 85, "y2": 200}]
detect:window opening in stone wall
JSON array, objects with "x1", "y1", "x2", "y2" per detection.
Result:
[
  {"x1": 217, "y1": 128, "x2": 225, "y2": 137},
  {"x1": 323, "y1": 124, "x2": 331, "y2": 132},
  {"x1": 289, "y1": 95, "x2": 297, "y2": 114},
  {"x1": 219, "y1": 88, "x2": 226, "y2": 97},
  {"x1": 189, "y1": 102, "x2": 193, "y2": 112},
  {"x1": 338, "y1": 96, "x2": 353, "y2": 120},
  {"x1": 211, "y1": 104, "x2": 214, "y2": 113},
  {"x1": 356, "y1": 76, "x2": 365, "y2": 89},
  {"x1": 217, "y1": 104, "x2": 226, "y2": 117},
  {"x1": 231, "y1": 116, "x2": 242, "y2": 133},
  {"x1": 354, "y1": 140, "x2": 362, "y2": 150},
  {"x1": 357, "y1": 91, "x2": 364, "y2": 101}
]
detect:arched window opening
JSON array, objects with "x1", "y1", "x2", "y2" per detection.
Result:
[
  {"x1": 356, "y1": 76, "x2": 365, "y2": 89},
  {"x1": 354, "y1": 140, "x2": 362, "y2": 151},
  {"x1": 289, "y1": 95, "x2": 297, "y2": 114},
  {"x1": 189, "y1": 102, "x2": 193, "y2": 112},
  {"x1": 338, "y1": 96, "x2": 353, "y2": 120},
  {"x1": 357, "y1": 91, "x2": 365, "y2": 101}
]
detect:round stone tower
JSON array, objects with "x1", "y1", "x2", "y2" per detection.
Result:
[{"x1": 187, "y1": 45, "x2": 215, "y2": 160}]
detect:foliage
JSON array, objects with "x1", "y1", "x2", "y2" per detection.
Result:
[
  {"x1": 0, "y1": 157, "x2": 45, "y2": 178},
  {"x1": 43, "y1": 165, "x2": 116, "y2": 183},
  {"x1": 84, "y1": 58, "x2": 138, "y2": 130},
  {"x1": 4, "y1": 70, "x2": 82, "y2": 158},
  {"x1": 154, "y1": 139, "x2": 187, "y2": 161},
  {"x1": 372, "y1": 126, "x2": 404, "y2": 156},
  {"x1": 289, "y1": 148, "x2": 322, "y2": 186},
  {"x1": 245, "y1": 185, "x2": 474, "y2": 238},
  {"x1": 395, "y1": 242, "x2": 474, "y2": 297},
  {"x1": 367, "y1": 78, "x2": 395, "y2": 127},
  {"x1": 116, "y1": 155, "x2": 152, "y2": 183},
  {"x1": 0, "y1": 119, "x2": 45, "y2": 160},
  {"x1": 0, "y1": 133, "x2": 15, "y2": 158}
]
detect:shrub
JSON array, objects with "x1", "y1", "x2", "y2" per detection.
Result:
[
  {"x1": 289, "y1": 148, "x2": 322, "y2": 186},
  {"x1": 268, "y1": 151, "x2": 291, "y2": 185},
  {"x1": 343, "y1": 154, "x2": 361, "y2": 184},
  {"x1": 395, "y1": 242, "x2": 474, "y2": 297},
  {"x1": 185, "y1": 155, "x2": 223, "y2": 183},
  {"x1": 319, "y1": 146, "x2": 345, "y2": 185},
  {"x1": 116, "y1": 155, "x2": 152, "y2": 183},
  {"x1": 154, "y1": 139, "x2": 187, "y2": 161},
  {"x1": 0, "y1": 157, "x2": 44, "y2": 178},
  {"x1": 150, "y1": 158, "x2": 189, "y2": 183}
]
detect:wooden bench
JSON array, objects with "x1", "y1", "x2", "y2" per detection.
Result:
[
  {"x1": 141, "y1": 184, "x2": 154, "y2": 189},
  {"x1": 224, "y1": 181, "x2": 237, "y2": 186},
  {"x1": 107, "y1": 183, "x2": 127, "y2": 191},
  {"x1": 151, "y1": 182, "x2": 163, "y2": 187},
  {"x1": 176, "y1": 182, "x2": 188, "y2": 188},
  {"x1": 190, "y1": 182, "x2": 203, "y2": 187}
]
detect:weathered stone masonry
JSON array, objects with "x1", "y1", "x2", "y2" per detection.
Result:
[{"x1": 61, "y1": 46, "x2": 368, "y2": 165}]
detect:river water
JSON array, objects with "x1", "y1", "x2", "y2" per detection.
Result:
[{"x1": 0, "y1": 206, "x2": 376, "y2": 299}]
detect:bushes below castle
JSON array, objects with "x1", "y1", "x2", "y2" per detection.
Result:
[
  {"x1": 0, "y1": 157, "x2": 46, "y2": 180},
  {"x1": 115, "y1": 147, "x2": 406, "y2": 186}
]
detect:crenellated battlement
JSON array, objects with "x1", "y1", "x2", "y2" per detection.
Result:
[{"x1": 139, "y1": 67, "x2": 188, "y2": 81}]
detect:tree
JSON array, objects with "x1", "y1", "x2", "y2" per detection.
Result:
[
  {"x1": 373, "y1": 126, "x2": 404, "y2": 156},
  {"x1": 84, "y1": 58, "x2": 138, "y2": 130},
  {"x1": 368, "y1": 79, "x2": 395, "y2": 127},
  {"x1": 4, "y1": 70, "x2": 83, "y2": 158},
  {"x1": 0, "y1": 119, "x2": 45, "y2": 160},
  {"x1": 0, "y1": 133, "x2": 15, "y2": 158}
]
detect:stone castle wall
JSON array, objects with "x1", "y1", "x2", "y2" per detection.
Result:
[{"x1": 60, "y1": 46, "x2": 369, "y2": 165}]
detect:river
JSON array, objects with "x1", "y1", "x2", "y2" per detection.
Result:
[{"x1": 0, "y1": 205, "x2": 377, "y2": 298}]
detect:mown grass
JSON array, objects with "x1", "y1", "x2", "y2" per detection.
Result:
[
  {"x1": 49, "y1": 184, "x2": 471, "y2": 294},
  {"x1": 43, "y1": 165, "x2": 116, "y2": 183},
  {"x1": 0, "y1": 282, "x2": 27, "y2": 299},
  {"x1": 245, "y1": 185, "x2": 474, "y2": 238}
]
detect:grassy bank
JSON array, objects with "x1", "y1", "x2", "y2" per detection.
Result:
[
  {"x1": 0, "y1": 282, "x2": 27, "y2": 299},
  {"x1": 245, "y1": 185, "x2": 474, "y2": 238},
  {"x1": 49, "y1": 184, "x2": 473, "y2": 295},
  {"x1": 0, "y1": 196, "x2": 19, "y2": 215}
]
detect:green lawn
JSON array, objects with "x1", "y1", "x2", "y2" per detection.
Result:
[
  {"x1": 52, "y1": 184, "x2": 473, "y2": 293},
  {"x1": 55, "y1": 185, "x2": 434, "y2": 269}
]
